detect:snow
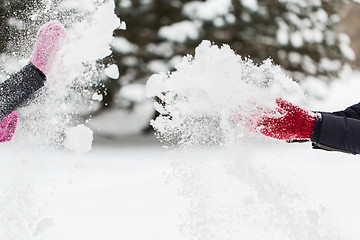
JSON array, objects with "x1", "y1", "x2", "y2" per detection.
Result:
[
  {"x1": 121, "y1": 56, "x2": 138, "y2": 66},
  {"x1": 64, "y1": 124, "x2": 93, "y2": 154},
  {"x1": 119, "y1": 20, "x2": 127, "y2": 30},
  {"x1": 302, "y1": 28, "x2": 323, "y2": 43},
  {"x1": 91, "y1": 92, "x2": 103, "y2": 102},
  {"x1": 147, "y1": 60, "x2": 169, "y2": 73},
  {"x1": 119, "y1": 83, "x2": 148, "y2": 103},
  {"x1": 62, "y1": 1, "x2": 119, "y2": 65},
  {"x1": 7, "y1": 17, "x2": 24, "y2": 30},
  {"x1": 159, "y1": 21, "x2": 200, "y2": 43},
  {"x1": 2, "y1": 1, "x2": 360, "y2": 239},
  {"x1": 279, "y1": 0, "x2": 321, "y2": 8},
  {"x1": 302, "y1": 55, "x2": 317, "y2": 75},
  {"x1": 58, "y1": 0, "x2": 95, "y2": 12},
  {"x1": 290, "y1": 31, "x2": 304, "y2": 48},
  {"x1": 225, "y1": 13, "x2": 236, "y2": 24},
  {"x1": 146, "y1": 40, "x2": 305, "y2": 147},
  {"x1": 88, "y1": 101, "x2": 154, "y2": 137},
  {"x1": 0, "y1": 54, "x2": 25, "y2": 74},
  {"x1": 145, "y1": 40, "x2": 360, "y2": 239},
  {"x1": 0, "y1": 136, "x2": 181, "y2": 240},
  {"x1": 146, "y1": 42, "x2": 174, "y2": 58},
  {"x1": 276, "y1": 21, "x2": 289, "y2": 45},
  {"x1": 33, "y1": 218, "x2": 56, "y2": 237},
  {"x1": 338, "y1": 33, "x2": 356, "y2": 61},
  {"x1": 110, "y1": 37, "x2": 138, "y2": 54},
  {"x1": 319, "y1": 58, "x2": 342, "y2": 72},
  {"x1": 1, "y1": 0, "x2": 121, "y2": 150},
  {"x1": 314, "y1": 68, "x2": 360, "y2": 111},
  {"x1": 300, "y1": 76, "x2": 329, "y2": 100},
  {"x1": 183, "y1": 0, "x2": 232, "y2": 21},
  {"x1": 241, "y1": 0, "x2": 259, "y2": 12},
  {"x1": 104, "y1": 64, "x2": 119, "y2": 79},
  {"x1": 3, "y1": 131, "x2": 360, "y2": 240},
  {"x1": 315, "y1": 8, "x2": 329, "y2": 23},
  {"x1": 117, "y1": 0, "x2": 132, "y2": 8},
  {"x1": 288, "y1": 51, "x2": 302, "y2": 65}
]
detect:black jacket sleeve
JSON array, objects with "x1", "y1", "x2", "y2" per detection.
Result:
[
  {"x1": 0, "y1": 63, "x2": 46, "y2": 120},
  {"x1": 331, "y1": 102, "x2": 360, "y2": 119},
  {"x1": 311, "y1": 102, "x2": 360, "y2": 154}
]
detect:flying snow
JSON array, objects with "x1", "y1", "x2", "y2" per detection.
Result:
[
  {"x1": 5, "y1": 0, "x2": 120, "y2": 152},
  {"x1": 146, "y1": 40, "x2": 340, "y2": 240},
  {"x1": 146, "y1": 40, "x2": 305, "y2": 147},
  {"x1": 63, "y1": 124, "x2": 93, "y2": 154}
]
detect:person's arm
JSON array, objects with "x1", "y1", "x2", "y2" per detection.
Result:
[
  {"x1": 0, "y1": 20, "x2": 66, "y2": 143},
  {"x1": 0, "y1": 63, "x2": 46, "y2": 121},
  {"x1": 311, "y1": 112, "x2": 360, "y2": 154},
  {"x1": 325, "y1": 102, "x2": 360, "y2": 119},
  {"x1": 250, "y1": 98, "x2": 360, "y2": 155},
  {"x1": 309, "y1": 102, "x2": 360, "y2": 154},
  {"x1": 0, "y1": 20, "x2": 66, "y2": 121}
]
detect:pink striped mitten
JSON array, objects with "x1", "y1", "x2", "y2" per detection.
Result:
[
  {"x1": 0, "y1": 111, "x2": 18, "y2": 143},
  {"x1": 30, "y1": 20, "x2": 67, "y2": 75}
]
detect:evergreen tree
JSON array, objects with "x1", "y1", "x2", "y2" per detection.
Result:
[
  {"x1": 0, "y1": 0, "x2": 356, "y2": 133},
  {"x1": 0, "y1": 0, "x2": 44, "y2": 55},
  {"x1": 104, "y1": 0, "x2": 353, "y2": 111}
]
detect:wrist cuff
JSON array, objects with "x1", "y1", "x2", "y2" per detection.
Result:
[{"x1": 299, "y1": 113, "x2": 316, "y2": 139}]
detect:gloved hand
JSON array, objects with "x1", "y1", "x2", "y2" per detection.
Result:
[
  {"x1": 256, "y1": 98, "x2": 316, "y2": 140},
  {"x1": 0, "y1": 111, "x2": 18, "y2": 143},
  {"x1": 30, "y1": 20, "x2": 67, "y2": 75}
]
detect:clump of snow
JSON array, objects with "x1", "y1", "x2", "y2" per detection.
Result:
[
  {"x1": 300, "y1": 76, "x2": 329, "y2": 99},
  {"x1": 91, "y1": 92, "x2": 103, "y2": 102},
  {"x1": 146, "y1": 42, "x2": 174, "y2": 58},
  {"x1": 111, "y1": 37, "x2": 138, "y2": 54},
  {"x1": 241, "y1": 0, "x2": 259, "y2": 12},
  {"x1": 147, "y1": 60, "x2": 169, "y2": 73},
  {"x1": 60, "y1": 1, "x2": 120, "y2": 74},
  {"x1": 58, "y1": 0, "x2": 97, "y2": 12},
  {"x1": 119, "y1": 20, "x2": 127, "y2": 30},
  {"x1": 104, "y1": 64, "x2": 119, "y2": 79},
  {"x1": 302, "y1": 28, "x2": 323, "y2": 43},
  {"x1": 119, "y1": 83, "x2": 148, "y2": 103},
  {"x1": 7, "y1": 17, "x2": 25, "y2": 30},
  {"x1": 302, "y1": 55, "x2": 317, "y2": 75},
  {"x1": 64, "y1": 124, "x2": 93, "y2": 154},
  {"x1": 146, "y1": 40, "x2": 305, "y2": 147},
  {"x1": 315, "y1": 8, "x2": 328, "y2": 23},
  {"x1": 159, "y1": 21, "x2": 200, "y2": 43},
  {"x1": 319, "y1": 58, "x2": 342, "y2": 72},
  {"x1": 290, "y1": 31, "x2": 304, "y2": 48},
  {"x1": 183, "y1": 0, "x2": 232, "y2": 21},
  {"x1": 288, "y1": 51, "x2": 302, "y2": 65},
  {"x1": 276, "y1": 20, "x2": 289, "y2": 45},
  {"x1": 338, "y1": 33, "x2": 356, "y2": 61},
  {"x1": 0, "y1": 54, "x2": 25, "y2": 73}
]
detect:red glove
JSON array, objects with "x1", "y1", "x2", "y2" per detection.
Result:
[{"x1": 256, "y1": 98, "x2": 316, "y2": 140}]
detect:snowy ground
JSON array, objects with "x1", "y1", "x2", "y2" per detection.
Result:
[
  {"x1": 2, "y1": 71, "x2": 360, "y2": 240},
  {"x1": 2, "y1": 1, "x2": 360, "y2": 239},
  {"x1": 0, "y1": 135, "x2": 182, "y2": 240},
  {"x1": 1, "y1": 133, "x2": 360, "y2": 240}
]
